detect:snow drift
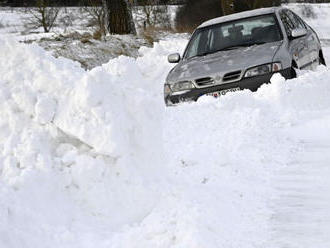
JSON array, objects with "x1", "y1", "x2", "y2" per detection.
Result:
[
  {"x1": 1, "y1": 15, "x2": 330, "y2": 248},
  {"x1": 0, "y1": 37, "x2": 186, "y2": 248}
]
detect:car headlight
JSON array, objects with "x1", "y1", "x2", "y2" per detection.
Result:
[
  {"x1": 170, "y1": 81, "x2": 195, "y2": 92},
  {"x1": 244, "y1": 64, "x2": 271, "y2": 78},
  {"x1": 164, "y1": 84, "x2": 172, "y2": 95},
  {"x1": 244, "y1": 63, "x2": 282, "y2": 78}
]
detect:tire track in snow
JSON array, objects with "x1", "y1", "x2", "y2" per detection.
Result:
[{"x1": 269, "y1": 142, "x2": 330, "y2": 248}]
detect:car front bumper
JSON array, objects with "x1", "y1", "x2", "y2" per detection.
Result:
[{"x1": 165, "y1": 68, "x2": 292, "y2": 105}]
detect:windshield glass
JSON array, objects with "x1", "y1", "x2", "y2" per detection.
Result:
[{"x1": 184, "y1": 14, "x2": 282, "y2": 59}]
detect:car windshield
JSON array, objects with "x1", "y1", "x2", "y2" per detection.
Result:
[{"x1": 184, "y1": 14, "x2": 282, "y2": 59}]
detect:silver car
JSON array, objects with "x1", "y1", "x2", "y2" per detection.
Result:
[{"x1": 164, "y1": 7, "x2": 326, "y2": 105}]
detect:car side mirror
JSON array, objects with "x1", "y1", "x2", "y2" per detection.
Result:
[
  {"x1": 291, "y1": 28, "x2": 307, "y2": 39},
  {"x1": 168, "y1": 53, "x2": 181, "y2": 63}
]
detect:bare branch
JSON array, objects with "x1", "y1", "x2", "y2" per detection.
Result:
[
  {"x1": 81, "y1": 0, "x2": 106, "y2": 36},
  {"x1": 25, "y1": 0, "x2": 61, "y2": 33}
]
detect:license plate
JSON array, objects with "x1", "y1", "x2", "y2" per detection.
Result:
[{"x1": 206, "y1": 87, "x2": 240, "y2": 97}]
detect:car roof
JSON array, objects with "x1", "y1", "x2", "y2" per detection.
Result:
[{"x1": 198, "y1": 7, "x2": 283, "y2": 29}]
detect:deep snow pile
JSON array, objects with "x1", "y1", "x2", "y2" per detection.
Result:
[
  {"x1": 0, "y1": 37, "x2": 184, "y2": 248},
  {"x1": 0, "y1": 36, "x2": 269, "y2": 247},
  {"x1": 1, "y1": 33, "x2": 330, "y2": 247}
]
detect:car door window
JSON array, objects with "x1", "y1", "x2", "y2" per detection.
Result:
[
  {"x1": 292, "y1": 12, "x2": 308, "y2": 29},
  {"x1": 286, "y1": 10, "x2": 305, "y2": 29},
  {"x1": 280, "y1": 11, "x2": 295, "y2": 36}
]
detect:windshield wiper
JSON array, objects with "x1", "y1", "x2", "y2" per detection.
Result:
[
  {"x1": 188, "y1": 50, "x2": 218, "y2": 59},
  {"x1": 188, "y1": 47, "x2": 235, "y2": 59},
  {"x1": 218, "y1": 45, "x2": 250, "y2": 51},
  {"x1": 218, "y1": 41, "x2": 268, "y2": 51},
  {"x1": 247, "y1": 41, "x2": 267, "y2": 46}
]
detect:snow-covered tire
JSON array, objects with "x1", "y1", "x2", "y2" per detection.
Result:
[
  {"x1": 319, "y1": 50, "x2": 326, "y2": 66},
  {"x1": 289, "y1": 66, "x2": 297, "y2": 79}
]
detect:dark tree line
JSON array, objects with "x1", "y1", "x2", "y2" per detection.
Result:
[
  {"x1": 0, "y1": 0, "x2": 173, "y2": 6},
  {"x1": 174, "y1": 0, "x2": 330, "y2": 32},
  {"x1": 175, "y1": 0, "x2": 222, "y2": 32},
  {"x1": 1, "y1": 0, "x2": 137, "y2": 35},
  {"x1": 175, "y1": 0, "x2": 282, "y2": 32},
  {"x1": 1, "y1": 0, "x2": 83, "y2": 6},
  {"x1": 3, "y1": 0, "x2": 330, "y2": 35}
]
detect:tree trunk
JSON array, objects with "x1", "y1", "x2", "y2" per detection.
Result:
[
  {"x1": 221, "y1": 0, "x2": 234, "y2": 15},
  {"x1": 102, "y1": 0, "x2": 136, "y2": 35}
]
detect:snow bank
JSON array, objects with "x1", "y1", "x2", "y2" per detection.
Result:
[
  {"x1": 0, "y1": 36, "x2": 190, "y2": 248},
  {"x1": 1, "y1": 22, "x2": 330, "y2": 248}
]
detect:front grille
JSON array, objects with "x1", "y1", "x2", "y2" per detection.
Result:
[
  {"x1": 223, "y1": 71, "x2": 241, "y2": 82},
  {"x1": 195, "y1": 77, "x2": 214, "y2": 86}
]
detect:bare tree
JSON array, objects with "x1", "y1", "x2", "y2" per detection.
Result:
[
  {"x1": 140, "y1": 1, "x2": 154, "y2": 27},
  {"x1": 136, "y1": 0, "x2": 170, "y2": 29},
  {"x1": 27, "y1": 0, "x2": 61, "y2": 33},
  {"x1": 102, "y1": 0, "x2": 136, "y2": 35},
  {"x1": 81, "y1": 0, "x2": 106, "y2": 36}
]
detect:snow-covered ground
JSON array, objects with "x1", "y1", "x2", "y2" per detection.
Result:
[{"x1": 1, "y1": 4, "x2": 330, "y2": 248}]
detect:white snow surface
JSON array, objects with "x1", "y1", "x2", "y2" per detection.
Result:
[
  {"x1": 1, "y1": 4, "x2": 330, "y2": 248},
  {"x1": 1, "y1": 34, "x2": 330, "y2": 248}
]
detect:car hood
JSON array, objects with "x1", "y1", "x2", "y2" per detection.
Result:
[{"x1": 166, "y1": 41, "x2": 282, "y2": 83}]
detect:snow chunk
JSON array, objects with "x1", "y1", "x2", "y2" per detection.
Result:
[{"x1": 35, "y1": 95, "x2": 57, "y2": 124}]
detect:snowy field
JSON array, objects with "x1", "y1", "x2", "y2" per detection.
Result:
[
  {"x1": 1, "y1": 4, "x2": 330, "y2": 248},
  {"x1": 0, "y1": 6, "x2": 181, "y2": 70}
]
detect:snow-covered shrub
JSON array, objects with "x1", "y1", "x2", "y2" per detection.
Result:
[
  {"x1": 58, "y1": 12, "x2": 74, "y2": 33},
  {"x1": 301, "y1": 4, "x2": 316, "y2": 19}
]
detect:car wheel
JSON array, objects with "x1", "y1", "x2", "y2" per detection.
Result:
[
  {"x1": 319, "y1": 50, "x2": 326, "y2": 66},
  {"x1": 289, "y1": 61, "x2": 297, "y2": 79}
]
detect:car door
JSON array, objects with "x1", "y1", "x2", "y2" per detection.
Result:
[
  {"x1": 292, "y1": 11, "x2": 320, "y2": 66},
  {"x1": 286, "y1": 10, "x2": 319, "y2": 69},
  {"x1": 280, "y1": 10, "x2": 309, "y2": 69}
]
